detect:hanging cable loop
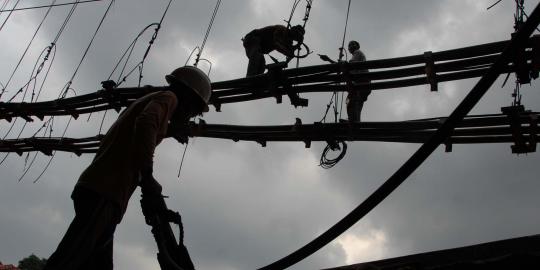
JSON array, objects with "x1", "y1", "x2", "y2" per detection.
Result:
[{"x1": 319, "y1": 140, "x2": 347, "y2": 169}]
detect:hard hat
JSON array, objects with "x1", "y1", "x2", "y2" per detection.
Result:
[{"x1": 166, "y1": 66, "x2": 211, "y2": 112}]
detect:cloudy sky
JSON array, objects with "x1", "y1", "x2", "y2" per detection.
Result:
[{"x1": 1, "y1": 0, "x2": 540, "y2": 269}]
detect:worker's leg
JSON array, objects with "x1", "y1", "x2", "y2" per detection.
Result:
[
  {"x1": 347, "y1": 97, "x2": 363, "y2": 122},
  {"x1": 244, "y1": 36, "x2": 266, "y2": 76},
  {"x1": 82, "y1": 229, "x2": 114, "y2": 270},
  {"x1": 43, "y1": 187, "x2": 120, "y2": 270},
  {"x1": 346, "y1": 90, "x2": 371, "y2": 122}
]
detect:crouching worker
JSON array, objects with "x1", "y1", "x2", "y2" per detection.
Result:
[
  {"x1": 243, "y1": 24, "x2": 305, "y2": 76},
  {"x1": 43, "y1": 66, "x2": 211, "y2": 270}
]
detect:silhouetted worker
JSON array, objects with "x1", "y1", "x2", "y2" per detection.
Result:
[
  {"x1": 319, "y1": 40, "x2": 371, "y2": 122},
  {"x1": 243, "y1": 24, "x2": 305, "y2": 76},
  {"x1": 43, "y1": 66, "x2": 211, "y2": 270}
]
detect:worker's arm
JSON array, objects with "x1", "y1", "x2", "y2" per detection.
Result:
[
  {"x1": 134, "y1": 92, "x2": 178, "y2": 192},
  {"x1": 318, "y1": 54, "x2": 336, "y2": 63},
  {"x1": 273, "y1": 27, "x2": 296, "y2": 58}
]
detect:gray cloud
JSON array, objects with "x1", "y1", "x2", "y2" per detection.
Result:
[{"x1": 1, "y1": 1, "x2": 540, "y2": 270}]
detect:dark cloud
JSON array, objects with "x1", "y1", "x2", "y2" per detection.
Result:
[{"x1": 1, "y1": 1, "x2": 540, "y2": 270}]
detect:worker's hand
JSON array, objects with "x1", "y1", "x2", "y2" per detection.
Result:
[
  {"x1": 318, "y1": 54, "x2": 332, "y2": 63},
  {"x1": 167, "y1": 122, "x2": 190, "y2": 144}
]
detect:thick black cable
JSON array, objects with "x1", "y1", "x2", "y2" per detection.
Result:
[
  {"x1": 257, "y1": 3, "x2": 540, "y2": 269},
  {"x1": 1, "y1": 0, "x2": 101, "y2": 12}
]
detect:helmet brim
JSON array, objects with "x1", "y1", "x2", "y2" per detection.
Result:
[{"x1": 166, "y1": 74, "x2": 210, "y2": 112}]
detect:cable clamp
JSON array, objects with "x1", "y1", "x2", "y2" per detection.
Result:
[
  {"x1": 424, "y1": 51, "x2": 438, "y2": 92},
  {"x1": 501, "y1": 105, "x2": 536, "y2": 154},
  {"x1": 511, "y1": 32, "x2": 532, "y2": 84},
  {"x1": 530, "y1": 34, "x2": 540, "y2": 80}
]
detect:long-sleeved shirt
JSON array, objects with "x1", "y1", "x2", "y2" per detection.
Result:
[
  {"x1": 245, "y1": 25, "x2": 295, "y2": 58},
  {"x1": 75, "y1": 90, "x2": 178, "y2": 216},
  {"x1": 350, "y1": 49, "x2": 368, "y2": 74}
]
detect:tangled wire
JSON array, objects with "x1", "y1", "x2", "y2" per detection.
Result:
[{"x1": 319, "y1": 140, "x2": 347, "y2": 169}]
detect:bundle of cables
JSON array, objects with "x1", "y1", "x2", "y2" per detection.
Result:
[{"x1": 319, "y1": 140, "x2": 347, "y2": 169}]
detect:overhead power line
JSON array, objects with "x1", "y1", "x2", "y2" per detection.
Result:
[{"x1": 0, "y1": 0, "x2": 102, "y2": 12}]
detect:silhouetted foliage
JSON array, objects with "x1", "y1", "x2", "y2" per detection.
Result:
[{"x1": 18, "y1": 254, "x2": 47, "y2": 270}]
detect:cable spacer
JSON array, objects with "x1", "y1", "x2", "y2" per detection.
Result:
[{"x1": 424, "y1": 51, "x2": 438, "y2": 92}]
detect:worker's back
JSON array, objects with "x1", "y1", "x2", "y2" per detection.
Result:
[{"x1": 76, "y1": 91, "x2": 177, "y2": 215}]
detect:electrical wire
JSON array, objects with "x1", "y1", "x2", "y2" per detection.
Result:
[
  {"x1": 0, "y1": 0, "x2": 11, "y2": 14},
  {"x1": 286, "y1": 0, "x2": 302, "y2": 28},
  {"x1": 59, "y1": 0, "x2": 115, "y2": 98},
  {"x1": 29, "y1": 0, "x2": 112, "y2": 181},
  {"x1": 0, "y1": 0, "x2": 20, "y2": 31},
  {"x1": 1, "y1": 0, "x2": 56, "y2": 101},
  {"x1": 338, "y1": 0, "x2": 352, "y2": 62},
  {"x1": 1, "y1": 0, "x2": 101, "y2": 12},
  {"x1": 194, "y1": 0, "x2": 221, "y2": 66}
]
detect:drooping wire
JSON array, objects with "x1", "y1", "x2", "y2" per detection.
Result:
[
  {"x1": 1, "y1": 0, "x2": 78, "y2": 101},
  {"x1": 0, "y1": 46, "x2": 55, "y2": 148},
  {"x1": 136, "y1": 0, "x2": 173, "y2": 87},
  {"x1": 1, "y1": 0, "x2": 102, "y2": 12},
  {"x1": 111, "y1": 0, "x2": 173, "y2": 88},
  {"x1": 286, "y1": 0, "x2": 302, "y2": 28},
  {"x1": 89, "y1": 0, "x2": 173, "y2": 133},
  {"x1": 294, "y1": 0, "x2": 313, "y2": 68},
  {"x1": 33, "y1": 99, "x2": 76, "y2": 183},
  {"x1": 194, "y1": 0, "x2": 221, "y2": 67},
  {"x1": 59, "y1": 0, "x2": 115, "y2": 98},
  {"x1": 107, "y1": 23, "x2": 159, "y2": 84},
  {"x1": 319, "y1": 0, "x2": 352, "y2": 168},
  {"x1": 29, "y1": 1, "x2": 113, "y2": 182},
  {"x1": 0, "y1": 0, "x2": 56, "y2": 101},
  {"x1": 0, "y1": 0, "x2": 20, "y2": 31}
]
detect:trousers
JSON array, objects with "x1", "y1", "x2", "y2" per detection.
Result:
[
  {"x1": 43, "y1": 187, "x2": 121, "y2": 270},
  {"x1": 243, "y1": 34, "x2": 266, "y2": 77}
]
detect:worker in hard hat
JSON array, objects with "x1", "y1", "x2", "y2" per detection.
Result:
[
  {"x1": 43, "y1": 66, "x2": 211, "y2": 270},
  {"x1": 319, "y1": 40, "x2": 371, "y2": 122},
  {"x1": 243, "y1": 24, "x2": 305, "y2": 76}
]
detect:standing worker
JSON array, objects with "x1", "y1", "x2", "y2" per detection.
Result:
[
  {"x1": 319, "y1": 40, "x2": 371, "y2": 122},
  {"x1": 243, "y1": 24, "x2": 305, "y2": 76},
  {"x1": 43, "y1": 66, "x2": 212, "y2": 270}
]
